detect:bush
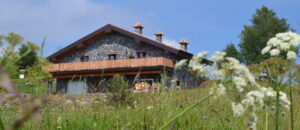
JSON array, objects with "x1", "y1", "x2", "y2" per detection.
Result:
[{"x1": 106, "y1": 74, "x2": 134, "y2": 107}]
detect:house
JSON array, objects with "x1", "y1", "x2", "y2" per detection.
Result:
[{"x1": 47, "y1": 23, "x2": 210, "y2": 94}]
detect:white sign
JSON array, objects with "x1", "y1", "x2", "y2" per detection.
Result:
[{"x1": 19, "y1": 74, "x2": 24, "y2": 79}]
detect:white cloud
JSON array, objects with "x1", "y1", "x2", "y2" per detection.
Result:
[{"x1": 0, "y1": 0, "x2": 154, "y2": 56}]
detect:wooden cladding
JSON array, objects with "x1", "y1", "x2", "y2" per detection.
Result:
[{"x1": 46, "y1": 57, "x2": 174, "y2": 72}]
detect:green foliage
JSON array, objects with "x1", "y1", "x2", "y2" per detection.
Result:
[
  {"x1": 223, "y1": 43, "x2": 242, "y2": 61},
  {"x1": 238, "y1": 6, "x2": 291, "y2": 65},
  {"x1": 107, "y1": 74, "x2": 134, "y2": 107},
  {"x1": 249, "y1": 57, "x2": 294, "y2": 84},
  {"x1": 4, "y1": 32, "x2": 24, "y2": 47},
  {"x1": 25, "y1": 59, "x2": 52, "y2": 87},
  {"x1": 128, "y1": 53, "x2": 134, "y2": 59},
  {"x1": 0, "y1": 35, "x2": 3, "y2": 47},
  {"x1": 0, "y1": 33, "x2": 24, "y2": 78},
  {"x1": 0, "y1": 32, "x2": 52, "y2": 94},
  {"x1": 17, "y1": 42, "x2": 39, "y2": 69}
]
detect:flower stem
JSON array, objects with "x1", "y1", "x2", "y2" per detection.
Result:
[
  {"x1": 265, "y1": 111, "x2": 268, "y2": 130},
  {"x1": 159, "y1": 93, "x2": 213, "y2": 130},
  {"x1": 289, "y1": 85, "x2": 294, "y2": 130},
  {"x1": 275, "y1": 90, "x2": 280, "y2": 130},
  {"x1": 0, "y1": 116, "x2": 4, "y2": 130}
]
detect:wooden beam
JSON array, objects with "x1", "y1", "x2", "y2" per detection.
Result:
[{"x1": 76, "y1": 43, "x2": 86, "y2": 49}]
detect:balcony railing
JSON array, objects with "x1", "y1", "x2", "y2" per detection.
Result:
[{"x1": 46, "y1": 57, "x2": 174, "y2": 72}]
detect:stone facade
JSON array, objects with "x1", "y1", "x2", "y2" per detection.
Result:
[
  {"x1": 54, "y1": 31, "x2": 202, "y2": 93},
  {"x1": 61, "y1": 32, "x2": 177, "y2": 63}
]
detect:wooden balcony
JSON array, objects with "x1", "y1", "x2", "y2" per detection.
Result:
[{"x1": 47, "y1": 57, "x2": 174, "y2": 73}]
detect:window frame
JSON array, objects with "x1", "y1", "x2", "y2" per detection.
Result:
[
  {"x1": 80, "y1": 54, "x2": 90, "y2": 62},
  {"x1": 108, "y1": 52, "x2": 117, "y2": 60},
  {"x1": 136, "y1": 51, "x2": 146, "y2": 58}
]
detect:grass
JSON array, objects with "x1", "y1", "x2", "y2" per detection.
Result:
[{"x1": 0, "y1": 86, "x2": 300, "y2": 130}]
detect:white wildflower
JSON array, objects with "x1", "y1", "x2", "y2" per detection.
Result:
[
  {"x1": 215, "y1": 84, "x2": 226, "y2": 95},
  {"x1": 196, "y1": 51, "x2": 209, "y2": 58},
  {"x1": 188, "y1": 51, "x2": 208, "y2": 71},
  {"x1": 191, "y1": 64, "x2": 206, "y2": 73},
  {"x1": 65, "y1": 100, "x2": 73, "y2": 105},
  {"x1": 262, "y1": 46, "x2": 271, "y2": 54},
  {"x1": 279, "y1": 42, "x2": 290, "y2": 50},
  {"x1": 279, "y1": 92, "x2": 291, "y2": 110},
  {"x1": 290, "y1": 38, "x2": 300, "y2": 47},
  {"x1": 248, "y1": 113, "x2": 258, "y2": 130},
  {"x1": 210, "y1": 84, "x2": 226, "y2": 98},
  {"x1": 233, "y1": 76, "x2": 247, "y2": 87},
  {"x1": 287, "y1": 51, "x2": 297, "y2": 60},
  {"x1": 267, "y1": 37, "x2": 277, "y2": 46},
  {"x1": 231, "y1": 102, "x2": 245, "y2": 116},
  {"x1": 261, "y1": 87, "x2": 276, "y2": 98},
  {"x1": 233, "y1": 76, "x2": 247, "y2": 92},
  {"x1": 270, "y1": 49, "x2": 280, "y2": 56},
  {"x1": 211, "y1": 51, "x2": 226, "y2": 62},
  {"x1": 267, "y1": 38, "x2": 280, "y2": 47},
  {"x1": 226, "y1": 57, "x2": 240, "y2": 65},
  {"x1": 147, "y1": 106, "x2": 153, "y2": 110},
  {"x1": 191, "y1": 51, "x2": 209, "y2": 63},
  {"x1": 215, "y1": 70, "x2": 225, "y2": 77},
  {"x1": 242, "y1": 90, "x2": 265, "y2": 108},
  {"x1": 276, "y1": 32, "x2": 285, "y2": 39},
  {"x1": 235, "y1": 85, "x2": 244, "y2": 93},
  {"x1": 243, "y1": 68, "x2": 257, "y2": 85},
  {"x1": 175, "y1": 59, "x2": 188, "y2": 70},
  {"x1": 57, "y1": 116, "x2": 62, "y2": 129}
]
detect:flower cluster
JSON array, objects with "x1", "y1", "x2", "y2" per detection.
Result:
[
  {"x1": 211, "y1": 51, "x2": 226, "y2": 62},
  {"x1": 57, "y1": 116, "x2": 62, "y2": 129},
  {"x1": 175, "y1": 51, "x2": 209, "y2": 76},
  {"x1": 262, "y1": 32, "x2": 300, "y2": 60},
  {"x1": 241, "y1": 87, "x2": 290, "y2": 111},
  {"x1": 209, "y1": 51, "x2": 290, "y2": 130},
  {"x1": 174, "y1": 39, "x2": 294, "y2": 129}
]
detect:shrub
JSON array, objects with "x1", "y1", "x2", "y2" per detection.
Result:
[{"x1": 106, "y1": 74, "x2": 134, "y2": 107}]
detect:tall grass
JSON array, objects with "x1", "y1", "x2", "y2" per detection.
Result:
[{"x1": 0, "y1": 86, "x2": 299, "y2": 129}]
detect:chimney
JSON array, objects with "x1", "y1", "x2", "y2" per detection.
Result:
[
  {"x1": 154, "y1": 30, "x2": 164, "y2": 42},
  {"x1": 133, "y1": 22, "x2": 144, "y2": 34},
  {"x1": 179, "y1": 39, "x2": 189, "y2": 51}
]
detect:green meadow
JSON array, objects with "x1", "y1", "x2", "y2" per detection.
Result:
[{"x1": 1, "y1": 86, "x2": 299, "y2": 130}]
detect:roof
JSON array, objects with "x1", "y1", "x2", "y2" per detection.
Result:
[{"x1": 47, "y1": 24, "x2": 193, "y2": 61}]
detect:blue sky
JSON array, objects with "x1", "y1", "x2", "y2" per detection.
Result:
[{"x1": 0, "y1": 0, "x2": 299, "y2": 62}]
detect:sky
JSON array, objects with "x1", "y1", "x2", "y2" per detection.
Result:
[{"x1": 0, "y1": 0, "x2": 299, "y2": 62}]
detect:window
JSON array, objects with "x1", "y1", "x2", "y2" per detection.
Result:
[
  {"x1": 176, "y1": 80, "x2": 181, "y2": 86},
  {"x1": 108, "y1": 53, "x2": 117, "y2": 60},
  {"x1": 137, "y1": 51, "x2": 146, "y2": 58},
  {"x1": 80, "y1": 54, "x2": 89, "y2": 62}
]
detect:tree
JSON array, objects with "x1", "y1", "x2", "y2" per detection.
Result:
[
  {"x1": 0, "y1": 33, "x2": 24, "y2": 78},
  {"x1": 17, "y1": 42, "x2": 39, "y2": 69},
  {"x1": 238, "y1": 6, "x2": 291, "y2": 65},
  {"x1": 223, "y1": 43, "x2": 242, "y2": 62}
]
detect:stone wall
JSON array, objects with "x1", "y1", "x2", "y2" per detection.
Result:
[
  {"x1": 60, "y1": 32, "x2": 178, "y2": 63},
  {"x1": 55, "y1": 31, "x2": 203, "y2": 93},
  {"x1": 173, "y1": 69, "x2": 202, "y2": 89}
]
